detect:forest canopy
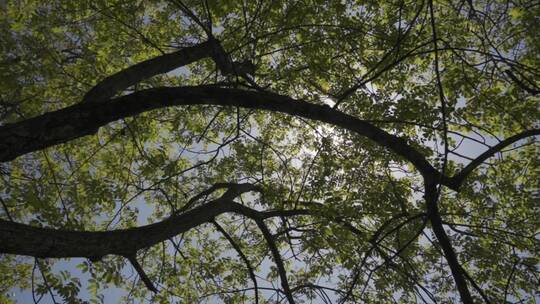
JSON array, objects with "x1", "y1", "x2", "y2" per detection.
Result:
[{"x1": 0, "y1": 0, "x2": 539, "y2": 303}]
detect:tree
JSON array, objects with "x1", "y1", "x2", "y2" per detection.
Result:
[{"x1": 0, "y1": 0, "x2": 538, "y2": 303}]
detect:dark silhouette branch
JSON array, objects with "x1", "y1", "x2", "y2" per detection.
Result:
[
  {"x1": 503, "y1": 257, "x2": 519, "y2": 302},
  {"x1": 0, "y1": 189, "x2": 308, "y2": 259},
  {"x1": 461, "y1": 266, "x2": 492, "y2": 303},
  {"x1": 81, "y1": 32, "x2": 250, "y2": 104},
  {"x1": 0, "y1": 182, "x2": 311, "y2": 298},
  {"x1": 36, "y1": 259, "x2": 59, "y2": 304},
  {"x1": 505, "y1": 70, "x2": 540, "y2": 95},
  {"x1": 0, "y1": 86, "x2": 449, "y2": 189},
  {"x1": 255, "y1": 218, "x2": 296, "y2": 304},
  {"x1": 424, "y1": 181, "x2": 473, "y2": 303},
  {"x1": 127, "y1": 255, "x2": 158, "y2": 293},
  {"x1": 177, "y1": 182, "x2": 262, "y2": 214},
  {"x1": 450, "y1": 128, "x2": 540, "y2": 189},
  {"x1": 428, "y1": 0, "x2": 449, "y2": 187},
  {"x1": 82, "y1": 41, "x2": 217, "y2": 103},
  {"x1": 0, "y1": 196, "x2": 13, "y2": 221},
  {"x1": 168, "y1": 0, "x2": 213, "y2": 38},
  {"x1": 213, "y1": 221, "x2": 259, "y2": 304},
  {"x1": 334, "y1": 1, "x2": 425, "y2": 107}
]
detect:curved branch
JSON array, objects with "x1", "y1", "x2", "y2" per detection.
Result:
[
  {"x1": 0, "y1": 182, "x2": 310, "y2": 299},
  {"x1": 0, "y1": 86, "x2": 447, "y2": 188},
  {"x1": 82, "y1": 41, "x2": 216, "y2": 103},
  {"x1": 81, "y1": 34, "x2": 247, "y2": 104},
  {"x1": 450, "y1": 129, "x2": 540, "y2": 189},
  {"x1": 0, "y1": 197, "x2": 309, "y2": 259}
]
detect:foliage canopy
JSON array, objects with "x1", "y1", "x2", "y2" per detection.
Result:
[{"x1": 0, "y1": 0, "x2": 539, "y2": 303}]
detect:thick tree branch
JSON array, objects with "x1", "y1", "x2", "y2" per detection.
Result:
[
  {"x1": 0, "y1": 182, "x2": 309, "y2": 297},
  {"x1": 449, "y1": 129, "x2": 540, "y2": 189},
  {"x1": 82, "y1": 41, "x2": 216, "y2": 103},
  {"x1": 81, "y1": 35, "x2": 250, "y2": 104},
  {"x1": 0, "y1": 197, "x2": 308, "y2": 259},
  {"x1": 424, "y1": 181, "x2": 473, "y2": 303},
  {"x1": 0, "y1": 86, "x2": 449, "y2": 189}
]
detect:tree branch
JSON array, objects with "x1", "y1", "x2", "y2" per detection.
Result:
[
  {"x1": 0, "y1": 86, "x2": 448, "y2": 189},
  {"x1": 0, "y1": 194, "x2": 308, "y2": 259},
  {"x1": 254, "y1": 218, "x2": 296, "y2": 304},
  {"x1": 424, "y1": 181, "x2": 473, "y2": 303},
  {"x1": 428, "y1": 0, "x2": 449, "y2": 187},
  {"x1": 334, "y1": 1, "x2": 425, "y2": 107},
  {"x1": 127, "y1": 255, "x2": 158, "y2": 293},
  {"x1": 213, "y1": 221, "x2": 259, "y2": 304},
  {"x1": 505, "y1": 70, "x2": 540, "y2": 95},
  {"x1": 82, "y1": 41, "x2": 216, "y2": 103},
  {"x1": 461, "y1": 266, "x2": 491, "y2": 303},
  {"x1": 0, "y1": 196, "x2": 13, "y2": 221},
  {"x1": 177, "y1": 182, "x2": 262, "y2": 214},
  {"x1": 449, "y1": 129, "x2": 540, "y2": 189},
  {"x1": 80, "y1": 30, "x2": 256, "y2": 105}
]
